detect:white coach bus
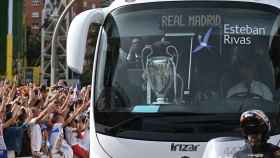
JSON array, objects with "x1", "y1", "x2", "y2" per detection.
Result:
[{"x1": 67, "y1": 0, "x2": 280, "y2": 157}]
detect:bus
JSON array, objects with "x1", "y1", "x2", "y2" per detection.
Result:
[{"x1": 67, "y1": 0, "x2": 280, "y2": 157}]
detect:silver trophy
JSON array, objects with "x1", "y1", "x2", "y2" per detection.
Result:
[{"x1": 142, "y1": 43, "x2": 183, "y2": 104}]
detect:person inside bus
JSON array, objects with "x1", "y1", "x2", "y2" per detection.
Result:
[
  {"x1": 226, "y1": 52, "x2": 273, "y2": 101},
  {"x1": 233, "y1": 109, "x2": 280, "y2": 158},
  {"x1": 126, "y1": 38, "x2": 144, "y2": 63}
]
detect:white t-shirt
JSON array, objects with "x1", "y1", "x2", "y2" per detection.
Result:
[
  {"x1": 65, "y1": 126, "x2": 89, "y2": 153},
  {"x1": 64, "y1": 127, "x2": 79, "y2": 146},
  {"x1": 29, "y1": 118, "x2": 42, "y2": 152},
  {"x1": 50, "y1": 123, "x2": 73, "y2": 158},
  {"x1": 0, "y1": 119, "x2": 6, "y2": 150},
  {"x1": 81, "y1": 129, "x2": 90, "y2": 151}
]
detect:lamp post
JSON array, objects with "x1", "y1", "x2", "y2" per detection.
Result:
[
  {"x1": 6, "y1": 0, "x2": 13, "y2": 80},
  {"x1": 50, "y1": 0, "x2": 77, "y2": 85}
]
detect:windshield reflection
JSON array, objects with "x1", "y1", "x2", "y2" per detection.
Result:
[
  {"x1": 94, "y1": 2, "x2": 280, "y2": 140},
  {"x1": 95, "y1": 5, "x2": 279, "y2": 113}
]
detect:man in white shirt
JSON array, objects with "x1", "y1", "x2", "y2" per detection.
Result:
[
  {"x1": 227, "y1": 57, "x2": 273, "y2": 101},
  {"x1": 28, "y1": 102, "x2": 56, "y2": 157},
  {"x1": 65, "y1": 124, "x2": 89, "y2": 158},
  {"x1": 49, "y1": 113, "x2": 73, "y2": 158},
  {"x1": 29, "y1": 120, "x2": 42, "y2": 157}
]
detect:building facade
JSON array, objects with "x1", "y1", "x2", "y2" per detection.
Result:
[
  {"x1": 73, "y1": 0, "x2": 100, "y2": 16},
  {"x1": 24, "y1": 0, "x2": 100, "y2": 33},
  {"x1": 24, "y1": 0, "x2": 44, "y2": 33}
]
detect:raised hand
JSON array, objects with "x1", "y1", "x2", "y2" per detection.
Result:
[{"x1": 7, "y1": 83, "x2": 16, "y2": 103}]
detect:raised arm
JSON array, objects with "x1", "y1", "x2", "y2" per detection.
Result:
[
  {"x1": 3, "y1": 105, "x2": 21, "y2": 128},
  {"x1": 63, "y1": 88, "x2": 90, "y2": 126},
  {"x1": 30, "y1": 100, "x2": 57, "y2": 124}
]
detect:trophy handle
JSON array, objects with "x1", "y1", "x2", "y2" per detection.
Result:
[
  {"x1": 141, "y1": 45, "x2": 153, "y2": 71},
  {"x1": 166, "y1": 45, "x2": 180, "y2": 104},
  {"x1": 141, "y1": 45, "x2": 153, "y2": 104},
  {"x1": 166, "y1": 45, "x2": 179, "y2": 68}
]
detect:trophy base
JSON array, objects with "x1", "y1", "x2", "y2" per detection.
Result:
[{"x1": 152, "y1": 98, "x2": 170, "y2": 104}]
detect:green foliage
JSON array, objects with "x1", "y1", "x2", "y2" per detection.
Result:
[{"x1": 0, "y1": 0, "x2": 8, "y2": 75}]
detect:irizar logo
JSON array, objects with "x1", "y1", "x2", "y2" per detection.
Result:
[{"x1": 170, "y1": 143, "x2": 200, "y2": 152}]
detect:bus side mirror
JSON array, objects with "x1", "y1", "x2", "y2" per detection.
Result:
[{"x1": 67, "y1": 8, "x2": 104, "y2": 74}]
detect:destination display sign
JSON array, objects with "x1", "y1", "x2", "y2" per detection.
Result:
[{"x1": 160, "y1": 13, "x2": 268, "y2": 46}]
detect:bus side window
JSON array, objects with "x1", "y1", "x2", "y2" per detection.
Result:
[{"x1": 270, "y1": 28, "x2": 280, "y2": 89}]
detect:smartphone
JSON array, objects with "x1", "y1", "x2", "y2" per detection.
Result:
[{"x1": 34, "y1": 89, "x2": 39, "y2": 96}]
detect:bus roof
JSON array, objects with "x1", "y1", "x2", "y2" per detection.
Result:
[{"x1": 109, "y1": 0, "x2": 280, "y2": 10}]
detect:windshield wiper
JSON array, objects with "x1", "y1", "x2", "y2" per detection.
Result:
[
  {"x1": 104, "y1": 115, "x2": 142, "y2": 135},
  {"x1": 104, "y1": 112, "x2": 207, "y2": 135},
  {"x1": 102, "y1": 113, "x2": 242, "y2": 135},
  {"x1": 172, "y1": 113, "x2": 240, "y2": 123}
]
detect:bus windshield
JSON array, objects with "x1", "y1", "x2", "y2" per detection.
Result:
[{"x1": 94, "y1": 1, "x2": 280, "y2": 141}]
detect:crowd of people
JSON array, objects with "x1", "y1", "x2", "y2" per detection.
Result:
[{"x1": 0, "y1": 79, "x2": 90, "y2": 158}]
